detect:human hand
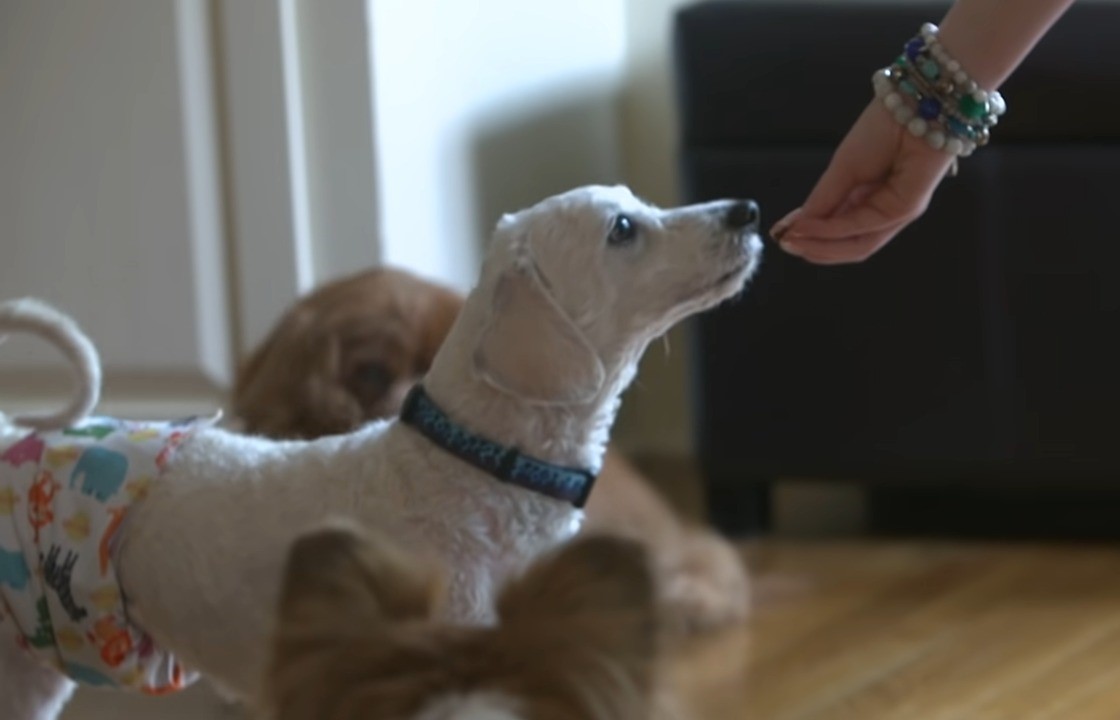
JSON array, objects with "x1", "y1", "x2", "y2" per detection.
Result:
[{"x1": 771, "y1": 100, "x2": 956, "y2": 264}]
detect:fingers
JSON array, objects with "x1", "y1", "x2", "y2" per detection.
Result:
[
  {"x1": 778, "y1": 156, "x2": 949, "y2": 264},
  {"x1": 775, "y1": 180, "x2": 922, "y2": 264},
  {"x1": 770, "y1": 207, "x2": 802, "y2": 241},
  {"x1": 771, "y1": 98, "x2": 955, "y2": 265},
  {"x1": 791, "y1": 155, "x2": 942, "y2": 241},
  {"x1": 779, "y1": 193, "x2": 916, "y2": 264},
  {"x1": 772, "y1": 161, "x2": 861, "y2": 242},
  {"x1": 772, "y1": 181, "x2": 877, "y2": 243},
  {"x1": 783, "y1": 194, "x2": 925, "y2": 242},
  {"x1": 779, "y1": 223, "x2": 908, "y2": 265},
  {"x1": 801, "y1": 161, "x2": 860, "y2": 219},
  {"x1": 785, "y1": 103, "x2": 895, "y2": 225},
  {"x1": 831, "y1": 182, "x2": 878, "y2": 217}
]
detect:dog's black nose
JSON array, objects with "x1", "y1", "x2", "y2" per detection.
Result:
[{"x1": 725, "y1": 200, "x2": 760, "y2": 231}]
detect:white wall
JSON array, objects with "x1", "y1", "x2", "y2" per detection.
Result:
[
  {"x1": 0, "y1": 0, "x2": 231, "y2": 419},
  {"x1": 369, "y1": 0, "x2": 628, "y2": 293},
  {"x1": 611, "y1": 0, "x2": 696, "y2": 457},
  {"x1": 361, "y1": 0, "x2": 694, "y2": 457}
]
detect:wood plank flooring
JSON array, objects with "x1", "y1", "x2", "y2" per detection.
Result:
[{"x1": 672, "y1": 542, "x2": 1120, "y2": 720}]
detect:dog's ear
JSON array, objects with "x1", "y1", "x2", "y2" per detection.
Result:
[
  {"x1": 268, "y1": 523, "x2": 445, "y2": 720},
  {"x1": 417, "y1": 284, "x2": 465, "y2": 370},
  {"x1": 497, "y1": 535, "x2": 658, "y2": 670},
  {"x1": 276, "y1": 521, "x2": 444, "y2": 636},
  {"x1": 473, "y1": 264, "x2": 605, "y2": 405},
  {"x1": 233, "y1": 306, "x2": 313, "y2": 432},
  {"x1": 234, "y1": 305, "x2": 362, "y2": 439}
]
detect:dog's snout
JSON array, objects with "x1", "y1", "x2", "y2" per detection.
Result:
[{"x1": 724, "y1": 200, "x2": 760, "y2": 231}]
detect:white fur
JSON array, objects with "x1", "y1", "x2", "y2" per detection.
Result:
[
  {"x1": 0, "y1": 641, "x2": 76, "y2": 720},
  {"x1": 414, "y1": 693, "x2": 523, "y2": 720},
  {"x1": 0, "y1": 185, "x2": 761, "y2": 718}
]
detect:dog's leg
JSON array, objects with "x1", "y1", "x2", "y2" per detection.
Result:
[
  {"x1": 0, "y1": 641, "x2": 76, "y2": 720},
  {"x1": 584, "y1": 451, "x2": 751, "y2": 634},
  {"x1": 657, "y1": 528, "x2": 751, "y2": 635}
]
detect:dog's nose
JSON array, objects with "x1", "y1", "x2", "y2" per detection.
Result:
[{"x1": 724, "y1": 200, "x2": 760, "y2": 231}]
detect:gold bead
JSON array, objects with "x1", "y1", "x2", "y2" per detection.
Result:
[
  {"x1": 977, "y1": 128, "x2": 991, "y2": 147},
  {"x1": 937, "y1": 79, "x2": 955, "y2": 95}
]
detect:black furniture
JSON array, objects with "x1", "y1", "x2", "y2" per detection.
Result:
[{"x1": 676, "y1": 2, "x2": 1120, "y2": 538}]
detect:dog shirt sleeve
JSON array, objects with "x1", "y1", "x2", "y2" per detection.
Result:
[{"x1": 0, "y1": 413, "x2": 218, "y2": 693}]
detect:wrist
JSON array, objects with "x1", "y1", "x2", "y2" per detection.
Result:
[
  {"x1": 871, "y1": 23, "x2": 1008, "y2": 169},
  {"x1": 936, "y1": 0, "x2": 1076, "y2": 90},
  {"x1": 868, "y1": 99, "x2": 954, "y2": 166},
  {"x1": 936, "y1": 19, "x2": 1017, "y2": 90}
]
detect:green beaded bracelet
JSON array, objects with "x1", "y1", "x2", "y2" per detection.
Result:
[{"x1": 873, "y1": 22, "x2": 1008, "y2": 167}]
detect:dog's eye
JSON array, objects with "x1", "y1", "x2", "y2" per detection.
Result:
[
  {"x1": 607, "y1": 214, "x2": 637, "y2": 247},
  {"x1": 352, "y1": 362, "x2": 392, "y2": 393}
]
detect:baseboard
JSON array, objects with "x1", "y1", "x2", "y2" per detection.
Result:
[
  {"x1": 626, "y1": 453, "x2": 870, "y2": 537},
  {"x1": 2, "y1": 390, "x2": 229, "y2": 425}
]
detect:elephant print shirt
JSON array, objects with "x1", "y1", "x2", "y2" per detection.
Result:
[{"x1": 0, "y1": 415, "x2": 216, "y2": 692}]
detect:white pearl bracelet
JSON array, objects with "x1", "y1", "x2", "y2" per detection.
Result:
[
  {"x1": 873, "y1": 67, "x2": 971, "y2": 157},
  {"x1": 872, "y1": 22, "x2": 1009, "y2": 167}
]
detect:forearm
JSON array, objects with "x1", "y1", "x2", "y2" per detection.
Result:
[{"x1": 935, "y1": 0, "x2": 1076, "y2": 89}]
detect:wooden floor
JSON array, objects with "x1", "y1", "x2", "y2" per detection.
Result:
[{"x1": 672, "y1": 542, "x2": 1120, "y2": 720}]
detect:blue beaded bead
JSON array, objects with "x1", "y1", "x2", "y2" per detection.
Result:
[
  {"x1": 905, "y1": 38, "x2": 924, "y2": 61},
  {"x1": 918, "y1": 97, "x2": 942, "y2": 120},
  {"x1": 946, "y1": 117, "x2": 975, "y2": 139},
  {"x1": 920, "y1": 59, "x2": 940, "y2": 80}
]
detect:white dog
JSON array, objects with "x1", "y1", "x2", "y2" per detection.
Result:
[{"x1": 0, "y1": 185, "x2": 762, "y2": 719}]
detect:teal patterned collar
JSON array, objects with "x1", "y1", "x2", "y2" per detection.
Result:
[{"x1": 400, "y1": 385, "x2": 597, "y2": 508}]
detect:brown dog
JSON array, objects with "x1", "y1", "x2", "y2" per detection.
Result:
[
  {"x1": 234, "y1": 267, "x2": 749, "y2": 634},
  {"x1": 267, "y1": 522, "x2": 668, "y2": 720}
]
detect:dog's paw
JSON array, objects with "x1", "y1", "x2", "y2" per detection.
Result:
[
  {"x1": 206, "y1": 679, "x2": 251, "y2": 716},
  {"x1": 657, "y1": 529, "x2": 750, "y2": 636}
]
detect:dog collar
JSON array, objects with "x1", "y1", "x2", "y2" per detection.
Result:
[{"x1": 400, "y1": 385, "x2": 597, "y2": 508}]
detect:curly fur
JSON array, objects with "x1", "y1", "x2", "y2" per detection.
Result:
[
  {"x1": 234, "y1": 268, "x2": 462, "y2": 440},
  {"x1": 0, "y1": 185, "x2": 762, "y2": 719},
  {"x1": 234, "y1": 267, "x2": 752, "y2": 635}
]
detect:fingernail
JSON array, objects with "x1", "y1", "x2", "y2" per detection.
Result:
[
  {"x1": 779, "y1": 240, "x2": 799, "y2": 255},
  {"x1": 770, "y1": 209, "x2": 801, "y2": 241}
]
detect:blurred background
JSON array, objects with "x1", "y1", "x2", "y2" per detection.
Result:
[
  {"x1": 0, "y1": 0, "x2": 681, "y2": 444},
  {"x1": 6, "y1": 2, "x2": 1120, "y2": 718},
  {"x1": 1, "y1": 0, "x2": 750, "y2": 530},
  {"x1": 6, "y1": 0, "x2": 1120, "y2": 543}
]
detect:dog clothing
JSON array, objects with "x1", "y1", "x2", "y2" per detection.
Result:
[{"x1": 0, "y1": 414, "x2": 215, "y2": 693}]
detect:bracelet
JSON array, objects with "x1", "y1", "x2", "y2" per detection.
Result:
[
  {"x1": 912, "y1": 23, "x2": 1007, "y2": 129},
  {"x1": 871, "y1": 22, "x2": 1008, "y2": 169}
]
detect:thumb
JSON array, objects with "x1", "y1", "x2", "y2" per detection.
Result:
[
  {"x1": 802, "y1": 160, "x2": 860, "y2": 219},
  {"x1": 771, "y1": 161, "x2": 855, "y2": 241},
  {"x1": 785, "y1": 186, "x2": 917, "y2": 242},
  {"x1": 786, "y1": 155, "x2": 945, "y2": 242}
]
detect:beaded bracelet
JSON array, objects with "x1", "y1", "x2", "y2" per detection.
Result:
[
  {"x1": 872, "y1": 22, "x2": 1008, "y2": 170},
  {"x1": 908, "y1": 24, "x2": 1006, "y2": 136},
  {"x1": 895, "y1": 59, "x2": 989, "y2": 147},
  {"x1": 873, "y1": 66, "x2": 981, "y2": 156}
]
